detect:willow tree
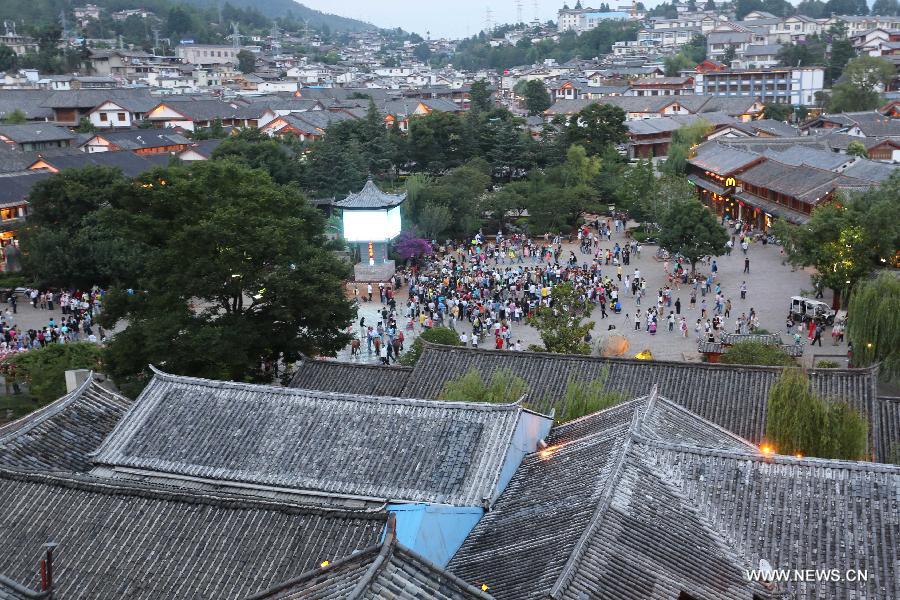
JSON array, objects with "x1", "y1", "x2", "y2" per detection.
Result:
[
  {"x1": 766, "y1": 368, "x2": 868, "y2": 460},
  {"x1": 847, "y1": 273, "x2": 900, "y2": 384}
]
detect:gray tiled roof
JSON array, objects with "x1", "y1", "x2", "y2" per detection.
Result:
[
  {"x1": 688, "y1": 141, "x2": 763, "y2": 174},
  {"x1": 0, "y1": 124, "x2": 75, "y2": 144},
  {"x1": 878, "y1": 396, "x2": 900, "y2": 464},
  {"x1": 0, "y1": 90, "x2": 54, "y2": 121},
  {"x1": 246, "y1": 516, "x2": 491, "y2": 600},
  {"x1": 334, "y1": 179, "x2": 406, "y2": 209},
  {"x1": 448, "y1": 394, "x2": 764, "y2": 600},
  {"x1": 92, "y1": 369, "x2": 527, "y2": 506},
  {"x1": 401, "y1": 344, "x2": 887, "y2": 460},
  {"x1": 289, "y1": 359, "x2": 412, "y2": 396},
  {"x1": 0, "y1": 377, "x2": 130, "y2": 472},
  {"x1": 40, "y1": 89, "x2": 155, "y2": 110},
  {"x1": 0, "y1": 469, "x2": 385, "y2": 600},
  {"x1": 0, "y1": 171, "x2": 51, "y2": 208},
  {"x1": 842, "y1": 158, "x2": 899, "y2": 183},
  {"x1": 449, "y1": 393, "x2": 900, "y2": 600},
  {"x1": 84, "y1": 130, "x2": 190, "y2": 150},
  {"x1": 763, "y1": 145, "x2": 852, "y2": 170},
  {"x1": 29, "y1": 151, "x2": 162, "y2": 178}
]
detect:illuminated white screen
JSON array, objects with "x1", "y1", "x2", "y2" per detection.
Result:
[{"x1": 343, "y1": 208, "x2": 402, "y2": 241}]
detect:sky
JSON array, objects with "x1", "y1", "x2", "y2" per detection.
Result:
[{"x1": 298, "y1": 0, "x2": 563, "y2": 39}]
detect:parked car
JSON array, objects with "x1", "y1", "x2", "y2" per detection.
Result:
[{"x1": 788, "y1": 296, "x2": 836, "y2": 325}]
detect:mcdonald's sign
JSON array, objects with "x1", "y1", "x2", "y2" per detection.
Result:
[{"x1": 724, "y1": 176, "x2": 736, "y2": 195}]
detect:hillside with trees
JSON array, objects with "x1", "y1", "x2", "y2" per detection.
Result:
[{"x1": 0, "y1": 0, "x2": 373, "y2": 34}]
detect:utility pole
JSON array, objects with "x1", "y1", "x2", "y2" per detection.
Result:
[
  {"x1": 516, "y1": 0, "x2": 524, "y2": 24},
  {"x1": 230, "y1": 22, "x2": 240, "y2": 50},
  {"x1": 485, "y1": 6, "x2": 494, "y2": 34},
  {"x1": 152, "y1": 28, "x2": 160, "y2": 55},
  {"x1": 533, "y1": 0, "x2": 541, "y2": 24}
]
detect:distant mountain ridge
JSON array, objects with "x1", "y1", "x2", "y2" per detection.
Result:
[
  {"x1": 184, "y1": 0, "x2": 376, "y2": 31},
  {"x1": 0, "y1": 0, "x2": 375, "y2": 33}
]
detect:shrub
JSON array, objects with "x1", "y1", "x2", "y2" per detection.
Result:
[
  {"x1": 439, "y1": 368, "x2": 528, "y2": 403},
  {"x1": 720, "y1": 341, "x2": 795, "y2": 366},
  {"x1": 399, "y1": 327, "x2": 460, "y2": 366},
  {"x1": 5, "y1": 342, "x2": 103, "y2": 404},
  {"x1": 816, "y1": 360, "x2": 840, "y2": 368}
]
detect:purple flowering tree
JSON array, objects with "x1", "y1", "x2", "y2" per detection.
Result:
[{"x1": 394, "y1": 231, "x2": 434, "y2": 264}]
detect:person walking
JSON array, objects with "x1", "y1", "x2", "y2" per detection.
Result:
[
  {"x1": 634, "y1": 310, "x2": 641, "y2": 331},
  {"x1": 740, "y1": 281, "x2": 747, "y2": 300},
  {"x1": 743, "y1": 257, "x2": 750, "y2": 274},
  {"x1": 812, "y1": 323, "x2": 823, "y2": 346}
]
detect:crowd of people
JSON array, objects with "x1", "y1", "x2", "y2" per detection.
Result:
[
  {"x1": 0, "y1": 288, "x2": 105, "y2": 360},
  {"x1": 351, "y1": 217, "x2": 769, "y2": 358}
]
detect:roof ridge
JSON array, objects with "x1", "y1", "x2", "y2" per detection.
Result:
[
  {"x1": 298, "y1": 357, "x2": 414, "y2": 373},
  {"x1": 146, "y1": 366, "x2": 519, "y2": 412},
  {"x1": 0, "y1": 375, "x2": 96, "y2": 442},
  {"x1": 0, "y1": 468, "x2": 390, "y2": 518},
  {"x1": 548, "y1": 407, "x2": 640, "y2": 598},
  {"x1": 418, "y1": 342, "x2": 878, "y2": 374},
  {"x1": 347, "y1": 514, "x2": 398, "y2": 599},
  {"x1": 635, "y1": 436, "x2": 900, "y2": 474}
]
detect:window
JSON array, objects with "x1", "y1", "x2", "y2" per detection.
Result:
[
  {"x1": 99, "y1": 113, "x2": 108, "y2": 122},
  {"x1": 117, "y1": 112, "x2": 126, "y2": 121}
]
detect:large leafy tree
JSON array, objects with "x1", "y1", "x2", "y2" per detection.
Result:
[
  {"x1": 829, "y1": 55, "x2": 894, "y2": 112},
  {"x1": 21, "y1": 166, "x2": 137, "y2": 287},
  {"x1": 521, "y1": 80, "x2": 552, "y2": 116},
  {"x1": 236, "y1": 50, "x2": 256, "y2": 74},
  {"x1": 469, "y1": 79, "x2": 494, "y2": 112},
  {"x1": 26, "y1": 161, "x2": 353, "y2": 396},
  {"x1": 564, "y1": 103, "x2": 628, "y2": 156},
  {"x1": 773, "y1": 174, "x2": 900, "y2": 301},
  {"x1": 212, "y1": 130, "x2": 299, "y2": 184},
  {"x1": 846, "y1": 273, "x2": 900, "y2": 384},
  {"x1": 657, "y1": 199, "x2": 728, "y2": 271}
]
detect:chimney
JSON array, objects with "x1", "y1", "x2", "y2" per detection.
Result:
[
  {"x1": 64, "y1": 369, "x2": 90, "y2": 393},
  {"x1": 40, "y1": 542, "x2": 58, "y2": 593}
]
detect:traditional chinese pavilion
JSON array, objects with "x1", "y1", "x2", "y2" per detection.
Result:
[{"x1": 333, "y1": 179, "x2": 406, "y2": 281}]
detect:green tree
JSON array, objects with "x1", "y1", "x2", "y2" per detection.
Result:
[
  {"x1": 59, "y1": 160, "x2": 353, "y2": 396},
  {"x1": 765, "y1": 368, "x2": 868, "y2": 460},
  {"x1": 2, "y1": 109, "x2": 26, "y2": 124},
  {"x1": 797, "y1": 0, "x2": 827, "y2": 17},
  {"x1": 21, "y1": 166, "x2": 136, "y2": 287},
  {"x1": 827, "y1": 22, "x2": 856, "y2": 84},
  {"x1": 657, "y1": 198, "x2": 728, "y2": 271},
  {"x1": 720, "y1": 341, "x2": 796, "y2": 366},
  {"x1": 846, "y1": 273, "x2": 900, "y2": 384},
  {"x1": 399, "y1": 326, "x2": 461, "y2": 366},
  {"x1": 777, "y1": 38, "x2": 826, "y2": 67},
  {"x1": 7, "y1": 343, "x2": 103, "y2": 405},
  {"x1": 522, "y1": 79, "x2": 552, "y2": 116},
  {"x1": 846, "y1": 140, "x2": 869, "y2": 158},
  {"x1": 773, "y1": 177, "x2": 899, "y2": 300},
  {"x1": 0, "y1": 44, "x2": 17, "y2": 72},
  {"x1": 662, "y1": 120, "x2": 711, "y2": 176},
  {"x1": 829, "y1": 55, "x2": 894, "y2": 112},
  {"x1": 236, "y1": 49, "x2": 256, "y2": 73},
  {"x1": 618, "y1": 159, "x2": 658, "y2": 222},
  {"x1": 212, "y1": 130, "x2": 298, "y2": 184},
  {"x1": 469, "y1": 79, "x2": 493, "y2": 112},
  {"x1": 527, "y1": 282, "x2": 594, "y2": 354},
  {"x1": 555, "y1": 371, "x2": 624, "y2": 422},
  {"x1": 762, "y1": 102, "x2": 791, "y2": 121},
  {"x1": 664, "y1": 53, "x2": 697, "y2": 76},
  {"x1": 872, "y1": 0, "x2": 900, "y2": 14},
  {"x1": 564, "y1": 103, "x2": 628, "y2": 156},
  {"x1": 75, "y1": 117, "x2": 96, "y2": 133},
  {"x1": 722, "y1": 45, "x2": 736, "y2": 64},
  {"x1": 439, "y1": 368, "x2": 529, "y2": 403}
]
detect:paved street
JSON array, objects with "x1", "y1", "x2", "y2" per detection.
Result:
[{"x1": 338, "y1": 224, "x2": 850, "y2": 367}]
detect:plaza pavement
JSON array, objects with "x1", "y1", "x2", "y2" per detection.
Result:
[{"x1": 338, "y1": 224, "x2": 850, "y2": 368}]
